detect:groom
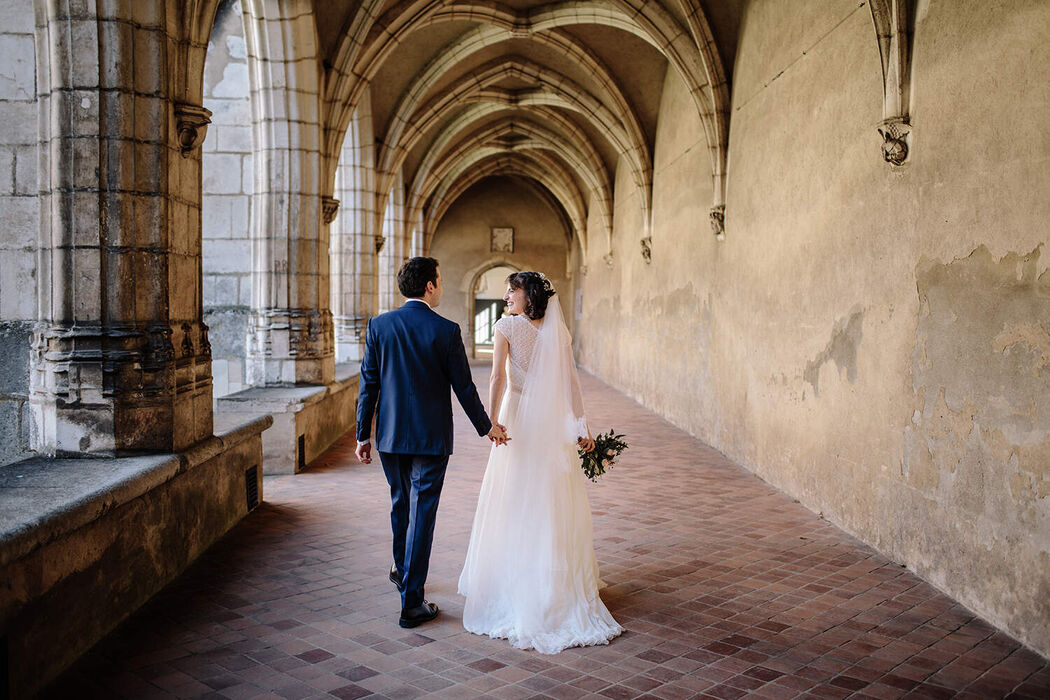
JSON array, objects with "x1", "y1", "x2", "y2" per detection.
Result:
[{"x1": 355, "y1": 256, "x2": 508, "y2": 628}]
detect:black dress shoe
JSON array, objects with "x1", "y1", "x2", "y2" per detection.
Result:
[
  {"x1": 399, "y1": 601, "x2": 439, "y2": 628},
  {"x1": 389, "y1": 564, "x2": 404, "y2": 592}
]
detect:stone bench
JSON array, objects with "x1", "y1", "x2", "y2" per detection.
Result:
[
  {"x1": 216, "y1": 365, "x2": 360, "y2": 474},
  {"x1": 0, "y1": 415, "x2": 272, "y2": 699}
]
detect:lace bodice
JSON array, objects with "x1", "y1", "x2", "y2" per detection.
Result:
[
  {"x1": 494, "y1": 314, "x2": 538, "y2": 392},
  {"x1": 494, "y1": 313, "x2": 587, "y2": 437}
]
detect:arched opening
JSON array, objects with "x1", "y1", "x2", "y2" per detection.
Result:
[
  {"x1": 471, "y1": 264, "x2": 518, "y2": 358},
  {"x1": 201, "y1": 0, "x2": 251, "y2": 397},
  {"x1": 377, "y1": 173, "x2": 403, "y2": 314},
  {"x1": 0, "y1": 0, "x2": 39, "y2": 465},
  {"x1": 331, "y1": 96, "x2": 376, "y2": 363}
]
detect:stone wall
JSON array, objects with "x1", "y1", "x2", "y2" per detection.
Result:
[
  {"x1": 430, "y1": 176, "x2": 573, "y2": 357},
  {"x1": 203, "y1": 0, "x2": 252, "y2": 397},
  {"x1": 0, "y1": 0, "x2": 37, "y2": 467},
  {"x1": 0, "y1": 417, "x2": 270, "y2": 698},
  {"x1": 577, "y1": 0, "x2": 1050, "y2": 657}
]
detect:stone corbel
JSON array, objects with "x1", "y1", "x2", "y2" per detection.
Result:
[
  {"x1": 322, "y1": 196, "x2": 340, "y2": 224},
  {"x1": 878, "y1": 118, "x2": 911, "y2": 166},
  {"x1": 870, "y1": 0, "x2": 913, "y2": 166},
  {"x1": 709, "y1": 205, "x2": 725, "y2": 241},
  {"x1": 640, "y1": 236, "x2": 653, "y2": 264},
  {"x1": 174, "y1": 103, "x2": 213, "y2": 157}
]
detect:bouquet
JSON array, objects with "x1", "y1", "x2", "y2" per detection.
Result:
[{"x1": 579, "y1": 429, "x2": 628, "y2": 481}]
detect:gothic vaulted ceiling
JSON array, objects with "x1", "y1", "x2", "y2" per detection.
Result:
[{"x1": 312, "y1": 0, "x2": 745, "y2": 254}]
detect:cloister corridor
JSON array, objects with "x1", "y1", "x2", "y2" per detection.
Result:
[{"x1": 45, "y1": 366, "x2": 1050, "y2": 700}]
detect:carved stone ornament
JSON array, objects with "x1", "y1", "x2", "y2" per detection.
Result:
[
  {"x1": 180, "y1": 322, "x2": 194, "y2": 357},
  {"x1": 374, "y1": 235, "x2": 386, "y2": 254},
  {"x1": 603, "y1": 252, "x2": 614, "y2": 268},
  {"x1": 709, "y1": 205, "x2": 725, "y2": 240},
  {"x1": 491, "y1": 226, "x2": 514, "y2": 253},
  {"x1": 174, "y1": 103, "x2": 213, "y2": 157},
  {"x1": 322, "y1": 196, "x2": 340, "y2": 224},
  {"x1": 878, "y1": 118, "x2": 911, "y2": 166},
  {"x1": 640, "y1": 236, "x2": 653, "y2": 264}
]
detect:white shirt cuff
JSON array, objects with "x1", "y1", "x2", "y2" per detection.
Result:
[{"x1": 357, "y1": 439, "x2": 371, "y2": 446}]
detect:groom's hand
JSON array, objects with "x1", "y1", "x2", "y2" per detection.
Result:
[
  {"x1": 355, "y1": 442, "x2": 372, "y2": 464},
  {"x1": 487, "y1": 423, "x2": 510, "y2": 446}
]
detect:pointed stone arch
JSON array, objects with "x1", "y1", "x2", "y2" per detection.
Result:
[
  {"x1": 341, "y1": 0, "x2": 729, "y2": 229},
  {"x1": 374, "y1": 56, "x2": 651, "y2": 238},
  {"x1": 331, "y1": 90, "x2": 377, "y2": 362},
  {"x1": 406, "y1": 113, "x2": 613, "y2": 251},
  {"x1": 242, "y1": 0, "x2": 333, "y2": 385},
  {"x1": 422, "y1": 151, "x2": 589, "y2": 257}
]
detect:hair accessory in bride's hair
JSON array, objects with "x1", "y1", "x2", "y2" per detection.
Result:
[{"x1": 536, "y1": 272, "x2": 555, "y2": 297}]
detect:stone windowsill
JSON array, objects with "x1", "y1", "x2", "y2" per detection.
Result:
[
  {"x1": 0, "y1": 414, "x2": 273, "y2": 570},
  {"x1": 214, "y1": 366, "x2": 360, "y2": 416}
]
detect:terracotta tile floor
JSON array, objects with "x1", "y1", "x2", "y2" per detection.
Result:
[{"x1": 49, "y1": 367, "x2": 1050, "y2": 699}]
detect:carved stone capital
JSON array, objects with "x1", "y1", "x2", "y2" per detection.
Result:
[
  {"x1": 322, "y1": 196, "x2": 340, "y2": 224},
  {"x1": 640, "y1": 236, "x2": 653, "y2": 264},
  {"x1": 374, "y1": 235, "x2": 386, "y2": 254},
  {"x1": 248, "y1": 308, "x2": 334, "y2": 361},
  {"x1": 334, "y1": 314, "x2": 370, "y2": 343},
  {"x1": 710, "y1": 205, "x2": 725, "y2": 240},
  {"x1": 174, "y1": 103, "x2": 213, "y2": 157},
  {"x1": 878, "y1": 118, "x2": 911, "y2": 166},
  {"x1": 29, "y1": 320, "x2": 214, "y2": 454}
]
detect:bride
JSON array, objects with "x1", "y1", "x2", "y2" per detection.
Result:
[{"x1": 458, "y1": 271, "x2": 623, "y2": 653}]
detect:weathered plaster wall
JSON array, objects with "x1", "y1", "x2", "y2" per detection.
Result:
[
  {"x1": 0, "y1": 0, "x2": 37, "y2": 466},
  {"x1": 202, "y1": 0, "x2": 252, "y2": 397},
  {"x1": 576, "y1": 0, "x2": 1050, "y2": 656},
  {"x1": 429, "y1": 177, "x2": 573, "y2": 357}
]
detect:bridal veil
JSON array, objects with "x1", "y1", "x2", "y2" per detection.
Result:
[{"x1": 458, "y1": 296, "x2": 622, "y2": 654}]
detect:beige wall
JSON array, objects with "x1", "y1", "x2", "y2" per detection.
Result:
[
  {"x1": 577, "y1": 0, "x2": 1050, "y2": 657},
  {"x1": 429, "y1": 176, "x2": 573, "y2": 357}
]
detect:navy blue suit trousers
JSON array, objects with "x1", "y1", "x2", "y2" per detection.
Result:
[{"x1": 356, "y1": 301, "x2": 492, "y2": 610}]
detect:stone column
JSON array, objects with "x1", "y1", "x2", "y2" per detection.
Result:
[
  {"x1": 376, "y1": 171, "x2": 405, "y2": 314},
  {"x1": 243, "y1": 0, "x2": 334, "y2": 386},
  {"x1": 331, "y1": 99, "x2": 377, "y2": 363},
  {"x1": 29, "y1": 1, "x2": 214, "y2": 455}
]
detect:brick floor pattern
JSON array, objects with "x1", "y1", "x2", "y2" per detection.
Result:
[{"x1": 49, "y1": 367, "x2": 1050, "y2": 699}]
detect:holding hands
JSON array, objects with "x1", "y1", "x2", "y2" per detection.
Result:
[
  {"x1": 488, "y1": 423, "x2": 510, "y2": 446},
  {"x1": 355, "y1": 441, "x2": 372, "y2": 464}
]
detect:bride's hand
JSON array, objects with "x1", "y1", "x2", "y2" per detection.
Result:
[{"x1": 577, "y1": 434, "x2": 595, "y2": 452}]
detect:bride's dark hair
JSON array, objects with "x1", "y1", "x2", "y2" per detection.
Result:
[{"x1": 507, "y1": 271, "x2": 556, "y2": 320}]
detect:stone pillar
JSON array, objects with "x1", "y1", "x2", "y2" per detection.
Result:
[
  {"x1": 376, "y1": 171, "x2": 405, "y2": 314},
  {"x1": 29, "y1": 1, "x2": 214, "y2": 455},
  {"x1": 331, "y1": 99, "x2": 377, "y2": 363},
  {"x1": 243, "y1": 0, "x2": 333, "y2": 386}
]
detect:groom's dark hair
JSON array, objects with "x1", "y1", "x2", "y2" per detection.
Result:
[{"x1": 397, "y1": 256, "x2": 440, "y2": 298}]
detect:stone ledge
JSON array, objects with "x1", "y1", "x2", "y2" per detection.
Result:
[
  {"x1": 215, "y1": 367, "x2": 359, "y2": 474},
  {"x1": 0, "y1": 415, "x2": 272, "y2": 570},
  {"x1": 0, "y1": 414, "x2": 273, "y2": 698}
]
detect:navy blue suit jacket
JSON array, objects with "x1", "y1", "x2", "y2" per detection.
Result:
[{"x1": 356, "y1": 300, "x2": 492, "y2": 455}]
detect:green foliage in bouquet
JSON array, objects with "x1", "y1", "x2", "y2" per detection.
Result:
[{"x1": 579, "y1": 429, "x2": 628, "y2": 481}]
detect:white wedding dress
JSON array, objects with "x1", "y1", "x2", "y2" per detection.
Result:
[{"x1": 458, "y1": 302, "x2": 622, "y2": 654}]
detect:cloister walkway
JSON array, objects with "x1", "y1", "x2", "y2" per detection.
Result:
[{"x1": 49, "y1": 367, "x2": 1049, "y2": 699}]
